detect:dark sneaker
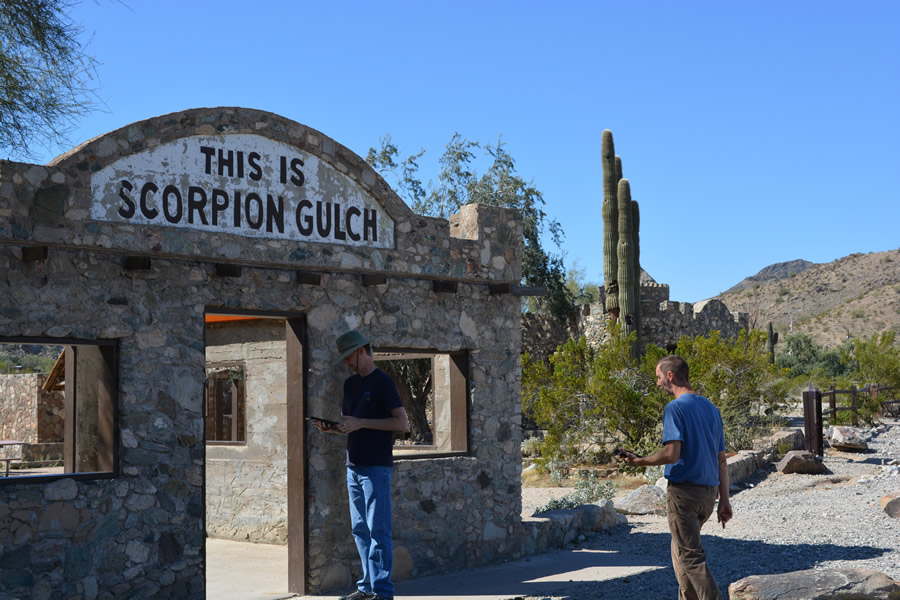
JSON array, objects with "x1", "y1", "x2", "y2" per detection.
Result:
[
  {"x1": 339, "y1": 591, "x2": 373, "y2": 600},
  {"x1": 371, "y1": 596, "x2": 393, "y2": 600}
]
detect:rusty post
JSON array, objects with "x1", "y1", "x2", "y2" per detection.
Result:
[
  {"x1": 829, "y1": 384, "x2": 836, "y2": 417},
  {"x1": 802, "y1": 384, "x2": 824, "y2": 456}
]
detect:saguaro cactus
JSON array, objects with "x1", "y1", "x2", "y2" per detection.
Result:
[
  {"x1": 601, "y1": 130, "x2": 619, "y2": 320},
  {"x1": 767, "y1": 322, "x2": 779, "y2": 364},
  {"x1": 631, "y1": 199, "x2": 641, "y2": 342},
  {"x1": 617, "y1": 178, "x2": 637, "y2": 352}
]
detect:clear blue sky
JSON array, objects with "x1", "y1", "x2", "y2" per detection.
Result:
[{"x1": 25, "y1": 1, "x2": 900, "y2": 302}]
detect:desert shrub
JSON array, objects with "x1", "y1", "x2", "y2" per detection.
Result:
[
  {"x1": 522, "y1": 326, "x2": 790, "y2": 472},
  {"x1": 533, "y1": 472, "x2": 615, "y2": 514},
  {"x1": 674, "y1": 329, "x2": 790, "y2": 452},
  {"x1": 522, "y1": 324, "x2": 667, "y2": 473}
]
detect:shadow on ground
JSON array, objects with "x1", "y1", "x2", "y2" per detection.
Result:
[{"x1": 395, "y1": 525, "x2": 892, "y2": 599}]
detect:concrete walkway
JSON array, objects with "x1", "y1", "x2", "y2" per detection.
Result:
[{"x1": 206, "y1": 536, "x2": 657, "y2": 600}]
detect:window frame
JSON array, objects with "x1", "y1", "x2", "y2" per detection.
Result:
[
  {"x1": 204, "y1": 361, "x2": 247, "y2": 445},
  {"x1": 375, "y1": 348, "x2": 470, "y2": 460},
  {"x1": 0, "y1": 335, "x2": 119, "y2": 484}
]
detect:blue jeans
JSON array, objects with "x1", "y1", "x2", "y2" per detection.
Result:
[{"x1": 346, "y1": 465, "x2": 394, "y2": 597}]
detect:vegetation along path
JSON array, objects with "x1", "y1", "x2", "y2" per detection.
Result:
[{"x1": 522, "y1": 420, "x2": 900, "y2": 600}]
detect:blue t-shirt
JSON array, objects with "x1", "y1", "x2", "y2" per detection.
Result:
[
  {"x1": 662, "y1": 393, "x2": 726, "y2": 486},
  {"x1": 342, "y1": 368, "x2": 403, "y2": 467}
]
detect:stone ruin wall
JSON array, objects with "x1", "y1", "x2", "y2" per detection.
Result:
[
  {"x1": 0, "y1": 374, "x2": 63, "y2": 445},
  {"x1": 523, "y1": 282, "x2": 751, "y2": 358}
]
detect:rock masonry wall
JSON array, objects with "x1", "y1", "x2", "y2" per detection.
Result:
[
  {"x1": 0, "y1": 108, "x2": 524, "y2": 598},
  {"x1": 204, "y1": 320, "x2": 289, "y2": 545},
  {"x1": 523, "y1": 282, "x2": 751, "y2": 358},
  {"x1": 0, "y1": 374, "x2": 62, "y2": 444}
]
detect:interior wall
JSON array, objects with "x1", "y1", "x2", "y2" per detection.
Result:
[{"x1": 205, "y1": 319, "x2": 289, "y2": 543}]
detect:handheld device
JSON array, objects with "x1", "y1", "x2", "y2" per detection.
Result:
[
  {"x1": 305, "y1": 416, "x2": 340, "y2": 429},
  {"x1": 615, "y1": 447, "x2": 635, "y2": 459}
]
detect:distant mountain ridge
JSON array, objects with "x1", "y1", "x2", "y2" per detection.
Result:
[
  {"x1": 723, "y1": 259, "x2": 816, "y2": 294},
  {"x1": 713, "y1": 249, "x2": 900, "y2": 349}
]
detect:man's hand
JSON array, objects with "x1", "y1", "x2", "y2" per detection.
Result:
[
  {"x1": 618, "y1": 449, "x2": 641, "y2": 466},
  {"x1": 338, "y1": 416, "x2": 364, "y2": 434},
  {"x1": 717, "y1": 499, "x2": 733, "y2": 529}
]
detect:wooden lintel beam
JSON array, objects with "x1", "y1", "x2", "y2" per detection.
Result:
[{"x1": 489, "y1": 283, "x2": 513, "y2": 295}]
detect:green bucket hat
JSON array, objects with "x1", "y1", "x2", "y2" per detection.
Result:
[{"x1": 335, "y1": 330, "x2": 373, "y2": 362}]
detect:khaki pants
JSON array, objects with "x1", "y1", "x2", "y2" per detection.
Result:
[{"x1": 666, "y1": 483, "x2": 722, "y2": 600}]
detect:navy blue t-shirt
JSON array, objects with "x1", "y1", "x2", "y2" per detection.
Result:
[{"x1": 342, "y1": 368, "x2": 403, "y2": 467}]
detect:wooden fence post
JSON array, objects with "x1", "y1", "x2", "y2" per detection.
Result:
[
  {"x1": 802, "y1": 384, "x2": 824, "y2": 456},
  {"x1": 829, "y1": 384, "x2": 836, "y2": 415}
]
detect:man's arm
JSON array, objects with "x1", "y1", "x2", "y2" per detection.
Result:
[
  {"x1": 624, "y1": 440, "x2": 682, "y2": 467},
  {"x1": 340, "y1": 406, "x2": 409, "y2": 434},
  {"x1": 716, "y1": 450, "x2": 732, "y2": 528}
]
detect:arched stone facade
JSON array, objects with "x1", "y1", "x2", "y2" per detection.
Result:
[{"x1": 0, "y1": 108, "x2": 525, "y2": 597}]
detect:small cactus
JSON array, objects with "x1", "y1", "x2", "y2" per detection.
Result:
[{"x1": 767, "y1": 321, "x2": 779, "y2": 364}]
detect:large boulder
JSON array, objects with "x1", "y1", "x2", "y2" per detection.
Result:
[
  {"x1": 729, "y1": 568, "x2": 900, "y2": 599},
  {"x1": 614, "y1": 484, "x2": 665, "y2": 515},
  {"x1": 881, "y1": 492, "x2": 900, "y2": 518},
  {"x1": 828, "y1": 426, "x2": 869, "y2": 451},
  {"x1": 776, "y1": 450, "x2": 827, "y2": 475}
]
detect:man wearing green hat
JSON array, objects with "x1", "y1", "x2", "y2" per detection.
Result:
[{"x1": 316, "y1": 330, "x2": 408, "y2": 600}]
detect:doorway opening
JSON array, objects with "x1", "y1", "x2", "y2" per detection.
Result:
[{"x1": 203, "y1": 312, "x2": 306, "y2": 597}]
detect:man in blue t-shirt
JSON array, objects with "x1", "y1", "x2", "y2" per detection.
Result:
[
  {"x1": 315, "y1": 330, "x2": 408, "y2": 600},
  {"x1": 622, "y1": 355, "x2": 732, "y2": 600}
]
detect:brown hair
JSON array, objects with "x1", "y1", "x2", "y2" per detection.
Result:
[{"x1": 657, "y1": 355, "x2": 690, "y2": 386}]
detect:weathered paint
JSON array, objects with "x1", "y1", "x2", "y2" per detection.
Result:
[{"x1": 90, "y1": 134, "x2": 394, "y2": 248}]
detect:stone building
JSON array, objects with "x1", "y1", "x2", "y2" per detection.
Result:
[
  {"x1": 522, "y1": 281, "x2": 751, "y2": 360},
  {"x1": 0, "y1": 108, "x2": 526, "y2": 597}
]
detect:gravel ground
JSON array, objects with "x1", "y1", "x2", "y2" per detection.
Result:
[{"x1": 522, "y1": 420, "x2": 900, "y2": 599}]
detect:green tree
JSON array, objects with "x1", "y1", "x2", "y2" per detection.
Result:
[
  {"x1": 0, "y1": 0, "x2": 99, "y2": 158},
  {"x1": 367, "y1": 134, "x2": 574, "y2": 323},
  {"x1": 776, "y1": 333, "x2": 854, "y2": 379},
  {"x1": 853, "y1": 331, "x2": 900, "y2": 388},
  {"x1": 565, "y1": 260, "x2": 601, "y2": 306}
]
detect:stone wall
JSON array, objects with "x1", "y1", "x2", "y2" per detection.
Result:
[
  {"x1": 523, "y1": 282, "x2": 751, "y2": 358},
  {"x1": 0, "y1": 374, "x2": 62, "y2": 444},
  {"x1": 519, "y1": 281, "x2": 740, "y2": 361},
  {"x1": 205, "y1": 319, "x2": 288, "y2": 544},
  {"x1": 0, "y1": 107, "x2": 524, "y2": 598},
  {"x1": 0, "y1": 374, "x2": 38, "y2": 442}
]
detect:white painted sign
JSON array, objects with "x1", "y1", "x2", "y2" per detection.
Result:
[{"x1": 90, "y1": 134, "x2": 394, "y2": 248}]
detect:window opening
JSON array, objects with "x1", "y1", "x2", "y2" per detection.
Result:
[
  {"x1": 375, "y1": 350, "x2": 468, "y2": 457},
  {"x1": 205, "y1": 365, "x2": 246, "y2": 443},
  {"x1": 0, "y1": 339, "x2": 117, "y2": 481}
]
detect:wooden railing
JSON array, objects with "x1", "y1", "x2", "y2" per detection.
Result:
[{"x1": 801, "y1": 383, "x2": 897, "y2": 455}]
